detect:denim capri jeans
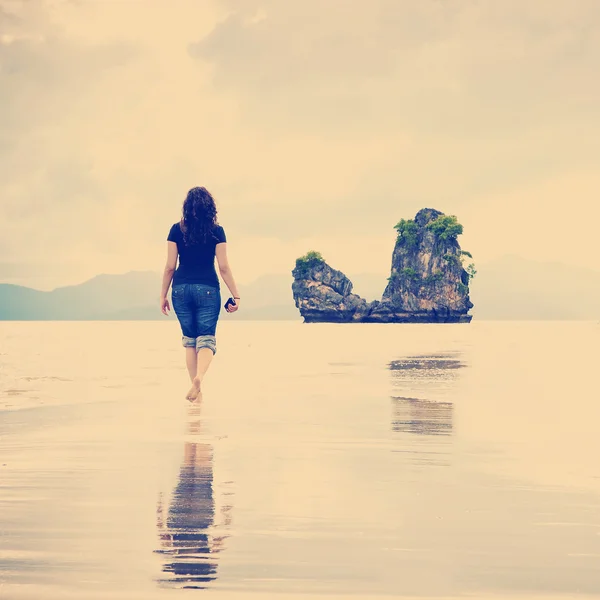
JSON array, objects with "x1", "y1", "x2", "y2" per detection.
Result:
[{"x1": 171, "y1": 283, "x2": 221, "y2": 354}]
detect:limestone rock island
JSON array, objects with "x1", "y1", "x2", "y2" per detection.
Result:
[{"x1": 292, "y1": 208, "x2": 474, "y2": 323}]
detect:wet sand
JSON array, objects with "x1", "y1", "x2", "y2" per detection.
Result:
[{"x1": 1, "y1": 321, "x2": 600, "y2": 599}]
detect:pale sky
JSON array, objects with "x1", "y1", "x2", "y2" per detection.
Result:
[{"x1": 1, "y1": 0, "x2": 599, "y2": 290}]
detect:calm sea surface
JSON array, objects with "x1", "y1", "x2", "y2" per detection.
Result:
[{"x1": 1, "y1": 320, "x2": 599, "y2": 600}]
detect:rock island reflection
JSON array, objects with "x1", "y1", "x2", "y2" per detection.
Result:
[
  {"x1": 392, "y1": 396, "x2": 453, "y2": 436},
  {"x1": 155, "y1": 405, "x2": 232, "y2": 589},
  {"x1": 389, "y1": 354, "x2": 464, "y2": 466}
]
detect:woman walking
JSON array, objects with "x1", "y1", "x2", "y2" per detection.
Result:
[{"x1": 160, "y1": 187, "x2": 240, "y2": 401}]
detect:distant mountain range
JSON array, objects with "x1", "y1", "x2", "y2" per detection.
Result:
[
  {"x1": 0, "y1": 271, "x2": 164, "y2": 321},
  {"x1": 1, "y1": 256, "x2": 599, "y2": 320},
  {"x1": 469, "y1": 255, "x2": 600, "y2": 320},
  {"x1": 0, "y1": 271, "x2": 302, "y2": 321}
]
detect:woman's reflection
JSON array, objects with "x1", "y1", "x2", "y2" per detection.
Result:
[{"x1": 156, "y1": 405, "x2": 232, "y2": 589}]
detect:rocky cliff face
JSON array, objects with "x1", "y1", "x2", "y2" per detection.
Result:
[
  {"x1": 291, "y1": 209, "x2": 473, "y2": 323},
  {"x1": 373, "y1": 208, "x2": 473, "y2": 322},
  {"x1": 291, "y1": 256, "x2": 378, "y2": 322}
]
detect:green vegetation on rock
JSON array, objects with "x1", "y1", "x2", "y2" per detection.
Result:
[
  {"x1": 423, "y1": 272, "x2": 444, "y2": 284},
  {"x1": 394, "y1": 219, "x2": 419, "y2": 248},
  {"x1": 387, "y1": 267, "x2": 422, "y2": 283},
  {"x1": 443, "y1": 254, "x2": 461, "y2": 267},
  {"x1": 466, "y1": 263, "x2": 477, "y2": 280},
  {"x1": 297, "y1": 250, "x2": 324, "y2": 263},
  {"x1": 401, "y1": 267, "x2": 419, "y2": 280},
  {"x1": 426, "y1": 215, "x2": 463, "y2": 240},
  {"x1": 295, "y1": 251, "x2": 325, "y2": 277},
  {"x1": 391, "y1": 268, "x2": 444, "y2": 285}
]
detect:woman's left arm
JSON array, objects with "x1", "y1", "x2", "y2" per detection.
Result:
[{"x1": 160, "y1": 241, "x2": 178, "y2": 315}]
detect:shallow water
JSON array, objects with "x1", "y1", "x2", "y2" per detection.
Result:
[{"x1": 1, "y1": 320, "x2": 599, "y2": 599}]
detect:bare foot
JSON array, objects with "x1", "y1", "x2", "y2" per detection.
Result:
[{"x1": 186, "y1": 377, "x2": 202, "y2": 402}]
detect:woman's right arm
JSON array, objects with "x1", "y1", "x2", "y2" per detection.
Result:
[
  {"x1": 215, "y1": 242, "x2": 240, "y2": 312},
  {"x1": 160, "y1": 241, "x2": 178, "y2": 315}
]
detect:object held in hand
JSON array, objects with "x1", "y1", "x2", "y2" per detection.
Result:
[{"x1": 224, "y1": 297, "x2": 237, "y2": 311}]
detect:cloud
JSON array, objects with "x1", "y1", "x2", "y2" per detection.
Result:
[
  {"x1": 1, "y1": 0, "x2": 599, "y2": 290},
  {"x1": 191, "y1": 0, "x2": 600, "y2": 137},
  {"x1": 462, "y1": 167, "x2": 600, "y2": 266},
  {"x1": 0, "y1": 0, "x2": 137, "y2": 270},
  {"x1": 187, "y1": 0, "x2": 600, "y2": 271}
]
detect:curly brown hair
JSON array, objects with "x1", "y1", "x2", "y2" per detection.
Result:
[{"x1": 180, "y1": 186, "x2": 219, "y2": 245}]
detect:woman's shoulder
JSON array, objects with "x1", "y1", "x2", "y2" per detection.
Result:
[
  {"x1": 212, "y1": 224, "x2": 226, "y2": 243},
  {"x1": 167, "y1": 221, "x2": 183, "y2": 241}
]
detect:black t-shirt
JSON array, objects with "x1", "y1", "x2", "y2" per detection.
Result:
[{"x1": 167, "y1": 222, "x2": 226, "y2": 287}]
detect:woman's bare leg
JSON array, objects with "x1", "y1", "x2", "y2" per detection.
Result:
[
  {"x1": 185, "y1": 347, "x2": 197, "y2": 381},
  {"x1": 186, "y1": 348, "x2": 214, "y2": 402}
]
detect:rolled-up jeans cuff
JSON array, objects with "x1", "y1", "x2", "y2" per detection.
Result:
[
  {"x1": 182, "y1": 335, "x2": 196, "y2": 348},
  {"x1": 196, "y1": 335, "x2": 217, "y2": 355}
]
